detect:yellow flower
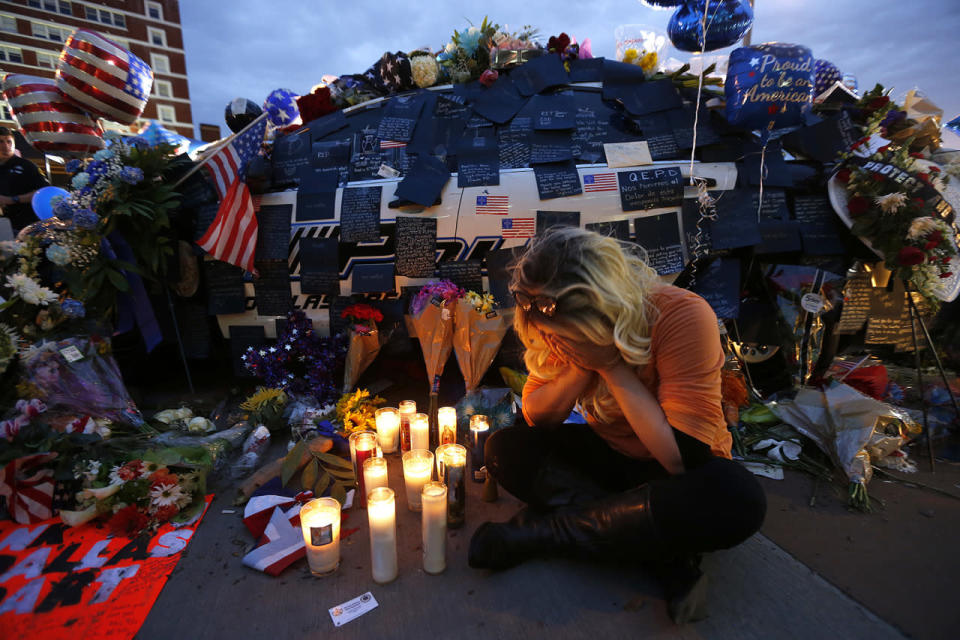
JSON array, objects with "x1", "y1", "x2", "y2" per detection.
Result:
[
  {"x1": 240, "y1": 386, "x2": 287, "y2": 412},
  {"x1": 640, "y1": 52, "x2": 658, "y2": 74},
  {"x1": 623, "y1": 48, "x2": 638, "y2": 64}
]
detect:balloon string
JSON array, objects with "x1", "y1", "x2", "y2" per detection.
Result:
[
  {"x1": 688, "y1": 0, "x2": 716, "y2": 186},
  {"x1": 756, "y1": 140, "x2": 768, "y2": 222}
]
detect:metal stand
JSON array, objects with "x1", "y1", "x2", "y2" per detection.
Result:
[
  {"x1": 165, "y1": 287, "x2": 195, "y2": 395},
  {"x1": 903, "y1": 282, "x2": 960, "y2": 473}
]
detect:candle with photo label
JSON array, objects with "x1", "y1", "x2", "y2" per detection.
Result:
[
  {"x1": 299, "y1": 497, "x2": 341, "y2": 576},
  {"x1": 398, "y1": 400, "x2": 416, "y2": 452}
]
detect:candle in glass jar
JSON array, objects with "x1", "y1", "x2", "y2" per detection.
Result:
[
  {"x1": 398, "y1": 400, "x2": 416, "y2": 452},
  {"x1": 367, "y1": 487, "x2": 398, "y2": 584},
  {"x1": 421, "y1": 482, "x2": 447, "y2": 574},
  {"x1": 469, "y1": 414, "x2": 490, "y2": 483},
  {"x1": 438, "y1": 406, "x2": 457, "y2": 445},
  {"x1": 350, "y1": 431, "x2": 378, "y2": 508},
  {"x1": 441, "y1": 444, "x2": 467, "y2": 528},
  {"x1": 362, "y1": 456, "x2": 388, "y2": 499},
  {"x1": 401, "y1": 449, "x2": 434, "y2": 511},
  {"x1": 374, "y1": 407, "x2": 400, "y2": 454},
  {"x1": 410, "y1": 412, "x2": 430, "y2": 451},
  {"x1": 435, "y1": 443, "x2": 454, "y2": 481},
  {"x1": 299, "y1": 497, "x2": 341, "y2": 576}
]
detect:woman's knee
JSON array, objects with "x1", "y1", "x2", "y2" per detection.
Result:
[{"x1": 699, "y1": 459, "x2": 767, "y2": 548}]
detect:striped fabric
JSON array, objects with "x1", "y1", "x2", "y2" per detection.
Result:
[
  {"x1": 55, "y1": 28, "x2": 152, "y2": 125},
  {"x1": 1, "y1": 74, "x2": 104, "y2": 154},
  {"x1": 0, "y1": 454, "x2": 56, "y2": 525}
]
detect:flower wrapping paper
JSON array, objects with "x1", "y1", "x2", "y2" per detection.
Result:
[
  {"x1": 453, "y1": 300, "x2": 509, "y2": 394},
  {"x1": 343, "y1": 327, "x2": 381, "y2": 392},
  {"x1": 407, "y1": 299, "x2": 455, "y2": 386}
]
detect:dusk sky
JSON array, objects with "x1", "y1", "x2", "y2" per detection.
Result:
[{"x1": 178, "y1": 0, "x2": 960, "y2": 139}]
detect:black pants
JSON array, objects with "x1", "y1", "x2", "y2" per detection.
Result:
[{"x1": 485, "y1": 424, "x2": 767, "y2": 553}]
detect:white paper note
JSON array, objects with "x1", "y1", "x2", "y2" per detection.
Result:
[
  {"x1": 603, "y1": 141, "x2": 653, "y2": 168},
  {"x1": 329, "y1": 592, "x2": 379, "y2": 627}
]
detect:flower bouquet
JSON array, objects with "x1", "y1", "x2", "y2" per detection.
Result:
[
  {"x1": 407, "y1": 280, "x2": 463, "y2": 439},
  {"x1": 437, "y1": 17, "x2": 500, "y2": 83},
  {"x1": 18, "y1": 335, "x2": 145, "y2": 426},
  {"x1": 341, "y1": 303, "x2": 384, "y2": 392},
  {"x1": 453, "y1": 290, "x2": 510, "y2": 395}
]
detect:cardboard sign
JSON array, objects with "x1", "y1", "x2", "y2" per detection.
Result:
[
  {"x1": 793, "y1": 194, "x2": 845, "y2": 255},
  {"x1": 536, "y1": 210, "x2": 581, "y2": 235},
  {"x1": 339, "y1": 186, "x2": 382, "y2": 243},
  {"x1": 351, "y1": 262, "x2": 395, "y2": 294},
  {"x1": 498, "y1": 117, "x2": 533, "y2": 169},
  {"x1": 438, "y1": 260, "x2": 483, "y2": 292},
  {"x1": 395, "y1": 216, "x2": 436, "y2": 277},
  {"x1": 0, "y1": 498, "x2": 210, "y2": 640},
  {"x1": 529, "y1": 94, "x2": 576, "y2": 130},
  {"x1": 205, "y1": 260, "x2": 246, "y2": 315},
  {"x1": 253, "y1": 260, "x2": 293, "y2": 316},
  {"x1": 534, "y1": 161, "x2": 582, "y2": 200},
  {"x1": 457, "y1": 132, "x2": 500, "y2": 188},
  {"x1": 377, "y1": 93, "x2": 425, "y2": 142},
  {"x1": 835, "y1": 270, "x2": 871, "y2": 334},
  {"x1": 299, "y1": 237, "x2": 340, "y2": 295},
  {"x1": 690, "y1": 258, "x2": 740, "y2": 319},
  {"x1": 634, "y1": 213, "x2": 684, "y2": 275},
  {"x1": 603, "y1": 141, "x2": 653, "y2": 168},
  {"x1": 708, "y1": 189, "x2": 762, "y2": 250},
  {"x1": 471, "y1": 75, "x2": 527, "y2": 124},
  {"x1": 255, "y1": 204, "x2": 293, "y2": 260},
  {"x1": 617, "y1": 166, "x2": 683, "y2": 211},
  {"x1": 530, "y1": 130, "x2": 574, "y2": 164},
  {"x1": 756, "y1": 220, "x2": 803, "y2": 254},
  {"x1": 752, "y1": 189, "x2": 790, "y2": 220},
  {"x1": 394, "y1": 155, "x2": 450, "y2": 207}
]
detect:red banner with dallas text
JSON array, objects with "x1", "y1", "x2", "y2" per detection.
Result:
[{"x1": 0, "y1": 495, "x2": 212, "y2": 640}]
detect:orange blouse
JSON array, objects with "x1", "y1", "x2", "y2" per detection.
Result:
[{"x1": 522, "y1": 285, "x2": 732, "y2": 460}]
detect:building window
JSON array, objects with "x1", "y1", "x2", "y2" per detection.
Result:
[
  {"x1": 146, "y1": 1, "x2": 163, "y2": 21},
  {"x1": 27, "y1": 1, "x2": 70, "y2": 14},
  {"x1": 32, "y1": 22, "x2": 70, "y2": 42},
  {"x1": 1, "y1": 101, "x2": 13, "y2": 121},
  {"x1": 154, "y1": 79, "x2": 173, "y2": 98},
  {"x1": 0, "y1": 45, "x2": 23, "y2": 64},
  {"x1": 157, "y1": 104, "x2": 176, "y2": 123},
  {"x1": 0, "y1": 13, "x2": 16, "y2": 33},
  {"x1": 150, "y1": 53, "x2": 170, "y2": 74},
  {"x1": 36, "y1": 51, "x2": 58, "y2": 69},
  {"x1": 84, "y1": 6, "x2": 124, "y2": 28},
  {"x1": 148, "y1": 27, "x2": 166, "y2": 47}
]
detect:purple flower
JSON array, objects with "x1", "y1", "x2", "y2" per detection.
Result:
[
  {"x1": 54, "y1": 198, "x2": 76, "y2": 220},
  {"x1": 74, "y1": 209, "x2": 100, "y2": 230},
  {"x1": 879, "y1": 110, "x2": 906, "y2": 130},
  {"x1": 61, "y1": 298, "x2": 85, "y2": 318},
  {"x1": 127, "y1": 136, "x2": 149, "y2": 150},
  {"x1": 86, "y1": 160, "x2": 108, "y2": 177},
  {"x1": 120, "y1": 166, "x2": 144, "y2": 185}
]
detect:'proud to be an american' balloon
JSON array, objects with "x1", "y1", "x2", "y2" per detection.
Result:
[{"x1": 55, "y1": 28, "x2": 153, "y2": 125}]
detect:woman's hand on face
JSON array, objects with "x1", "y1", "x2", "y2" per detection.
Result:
[{"x1": 544, "y1": 334, "x2": 622, "y2": 373}]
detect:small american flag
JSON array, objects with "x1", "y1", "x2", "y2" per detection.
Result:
[
  {"x1": 582, "y1": 172, "x2": 617, "y2": 192},
  {"x1": 502, "y1": 218, "x2": 535, "y2": 238},
  {"x1": 56, "y1": 29, "x2": 153, "y2": 125},
  {"x1": 197, "y1": 116, "x2": 268, "y2": 273},
  {"x1": 380, "y1": 139, "x2": 406, "y2": 149},
  {"x1": 476, "y1": 195, "x2": 510, "y2": 215}
]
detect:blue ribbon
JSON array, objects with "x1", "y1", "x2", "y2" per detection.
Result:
[{"x1": 101, "y1": 233, "x2": 162, "y2": 352}]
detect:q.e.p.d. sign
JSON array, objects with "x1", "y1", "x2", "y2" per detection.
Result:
[{"x1": 617, "y1": 166, "x2": 683, "y2": 212}]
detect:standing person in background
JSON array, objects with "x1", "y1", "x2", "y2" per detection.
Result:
[
  {"x1": 468, "y1": 227, "x2": 766, "y2": 624},
  {"x1": 0, "y1": 127, "x2": 49, "y2": 233}
]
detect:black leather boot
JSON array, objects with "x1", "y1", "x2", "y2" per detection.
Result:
[
  {"x1": 469, "y1": 484, "x2": 662, "y2": 571},
  {"x1": 526, "y1": 451, "x2": 610, "y2": 511}
]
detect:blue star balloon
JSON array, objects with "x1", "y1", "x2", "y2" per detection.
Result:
[
  {"x1": 725, "y1": 43, "x2": 815, "y2": 135},
  {"x1": 667, "y1": 0, "x2": 753, "y2": 53},
  {"x1": 263, "y1": 88, "x2": 299, "y2": 127},
  {"x1": 813, "y1": 59, "x2": 842, "y2": 97}
]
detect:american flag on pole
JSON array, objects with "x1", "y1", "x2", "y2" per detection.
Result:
[
  {"x1": 501, "y1": 218, "x2": 535, "y2": 238},
  {"x1": 197, "y1": 116, "x2": 268, "y2": 273},
  {"x1": 55, "y1": 29, "x2": 152, "y2": 125},
  {"x1": 582, "y1": 172, "x2": 618, "y2": 192},
  {"x1": 476, "y1": 195, "x2": 510, "y2": 215}
]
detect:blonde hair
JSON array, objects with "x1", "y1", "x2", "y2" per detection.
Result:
[{"x1": 511, "y1": 226, "x2": 661, "y2": 423}]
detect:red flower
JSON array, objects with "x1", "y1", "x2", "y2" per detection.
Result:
[
  {"x1": 910, "y1": 152, "x2": 924, "y2": 159},
  {"x1": 924, "y1": 230, "x2": 943, "y2": 250},
  {"x1": 153, "y1": 504, "x2": 179, "y2": 523},
  {"x1": 847, "y1": 196, "x2": 870, "y2": 217},
  {"x1": 109, "y1": 506, "x2": 150, "y2": 537},
  {"x1": 295, "y1": 87, "x2": 337, "y2": 123},
  {"x1": 897, "y1": 246, "x2": 926, "y2": 266},
  {"x1": 930, "y1": 166, "x2": 941, "y2": 173},
  {"x1": 872, "y1": 172, "x2": 885, "y2": 182},
  {"x1": 547, "y1": 33, "x2": 571, "y2": 54},
  {"x1": 877, "y1": 145, "x2": 890, "y2": 154},
  {"x1": 150, "y1": 469, "x2": 179, "y2": 490},
  {"x1": 868, "y1": 96, "x2": 890, "y2": 110},
  {"x1": 835, "y1": 168, "x2": 851, "y2": 183},
  {"x1": 917, "y1": 172, "x2": 931, "y2": 184},
  {"x1": 941, "y1": 272, "x2": 954, "y2": 279},
  {"x1": 479, "y1": 69, "x2": 499, "y2": 88}
]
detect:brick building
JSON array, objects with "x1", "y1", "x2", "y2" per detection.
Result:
[{"x1": 0, "y1": 0, "x2": 194, "y2": 139}]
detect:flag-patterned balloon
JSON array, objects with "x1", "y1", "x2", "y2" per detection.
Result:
[
  {"x1": 814, "y1": 59, "x2": 842, "y2": 97},
  {"x1": 1, "y1": 74, "x2": 104, "y2": 154},
  {"x1": 55, "y1": 28, "x2": 153, "y2": 125},
  {"x1": 263, "y1": 88, "x2": 299, "y2": 127}
]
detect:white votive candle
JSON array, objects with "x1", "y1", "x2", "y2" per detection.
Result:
[
  {"x1": 421, "y1": 482, "x2": 447, "y2": 575},
  {"x1": 375, "y1": 407, "x2": 400, "y2": 454},
  {"x1": 410, "y1": 412, "x2": 430, "y2": 451},
  {"x1": 438, "y1": 406, "x2": 457, "y2": 445},
  {"x1": 367, "y1": 487, "x2": 398, "y2": 584},
  {"x1": 362, "y1": 456, "x2": 389, "y2": 498},
  {"x1": 299, "y1": 497, "x2": 341, "y2": 576},
  {"x1": 402, "y1": 449, "x2": 434, "y2": 511}
]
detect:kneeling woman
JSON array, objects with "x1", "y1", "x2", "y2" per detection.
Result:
[{"x1": 469, "y1": 227, "x2": 766, "y2": 622}]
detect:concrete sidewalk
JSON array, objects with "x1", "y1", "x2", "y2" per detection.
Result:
[{"x1": 137, "y1": 454, "x2": 904, "y2": 640}]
